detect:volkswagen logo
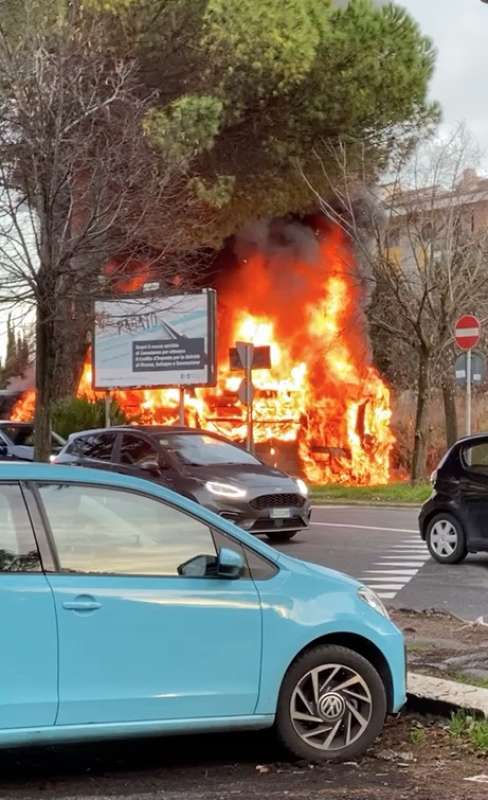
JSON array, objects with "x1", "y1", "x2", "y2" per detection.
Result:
[{"x1": 318, "y1": 692, "x2": 345, "y2": 721}]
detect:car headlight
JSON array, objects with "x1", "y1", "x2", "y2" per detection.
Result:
[
  {"x1": 205, "y1": 481, "x2": 247, "y2": 499},
  {"x1": 296, "y1": 478, "x2": 308, "y2": 496},
  {"x1": 358, "y1": 586, "x2": 390, "y2": 619}
]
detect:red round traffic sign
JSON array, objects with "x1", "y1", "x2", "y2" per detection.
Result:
[{"x1": 455, "y1": 315, "x2": 481, "y2": 350}]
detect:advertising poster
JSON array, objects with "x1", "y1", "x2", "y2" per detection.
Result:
[{"x1": 93, "y1": 291, "x2": 217, "y2": 389}]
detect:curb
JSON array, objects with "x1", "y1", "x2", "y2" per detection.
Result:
[
  {"x1": 407, "y1": 671, "x2": 488, "y2": 719},
  {"x1": 311, "y1": 501, "x2": 422, "y2": 509}
]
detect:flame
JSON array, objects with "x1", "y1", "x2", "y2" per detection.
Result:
[{"x1": 11, "y1": 223, "x2": 394, "y2": 484}]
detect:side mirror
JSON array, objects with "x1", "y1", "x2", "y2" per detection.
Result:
[
  {"x1": 217, "y1": 547, "x2": 245, "y2": 580},
  {"x1": 0, "y1": 442, "x2": 8, "y2": 459},
  {"x1": 140, "y1": 460, "x2": 161, "y2": 477}
]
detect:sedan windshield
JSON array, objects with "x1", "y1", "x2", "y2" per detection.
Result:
[{"x1": 159, "y1": 434, "x2": 260, "y2": 466}]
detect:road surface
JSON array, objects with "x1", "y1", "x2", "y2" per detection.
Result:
[{"x1": 272, "y1": 505, "x2": 488, "y2": 621}]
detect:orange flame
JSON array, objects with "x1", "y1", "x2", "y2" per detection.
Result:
[{"x1": 11, "y1": 224, "x2": 394, "y2": 484}]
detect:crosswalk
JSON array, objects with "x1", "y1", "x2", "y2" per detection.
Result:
[{"x1": 358, "y1": 538, "x2": 430, "y2": 599}]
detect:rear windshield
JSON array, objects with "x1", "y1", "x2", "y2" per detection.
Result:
[
  {"x1": 1, "y1": 426, "x2": 64, "y2": 448},
  {"x1": 159, "y1": 434, "x2": 260, "y2": 467},
  {"x1": 1, "y1": 425, "x2": 35, "y2": 446}
]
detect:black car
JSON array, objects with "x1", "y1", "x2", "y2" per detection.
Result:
[
  {"x1": 55, "y1": 426, "x2": 311, "y2": 542},
  {"x1": 0, "y1": 421, "x2": 65, "y2": 461},
  {"x1": 419, "y1": 432, "x2": 488, "y2": 564}
]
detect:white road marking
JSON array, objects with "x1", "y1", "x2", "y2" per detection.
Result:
[
  {"x1": 309, "y1": 522, "x2": 417, "y2": 534},
  {"x1": 375, "y1": 562, "x2": 427, "y2": 568},
  {"x1": 364, "y1": 570, "x2": 418, "y2": 576},
  {"x1": 366, "y1": 584, "x2": 406, "y2": 591}
]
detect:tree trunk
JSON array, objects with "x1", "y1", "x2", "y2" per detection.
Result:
[
  {"x1": 411, "y1": 350, "x2": 431, "y2": 482},
  {"x1": 34, "y1": 301, "x2": 56, "y2": 462},
  {"x1": 51, "y1": 297, "x2": 91, "y2": 401},
  {"x1": 442, "y1": 375, "x2": 458, "y2": 449}
]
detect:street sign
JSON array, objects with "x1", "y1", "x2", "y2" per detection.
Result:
[
  {"x1": 455, "y1": 315, "x2": 481, "y2": 351},
  {"x1": 229, "y1": 345, "x2": 271, "y2": 371},
  {"x1": 238, "y1": 378, "x2": 254, "y2": 405},
  {"x1": 232, "y1": 341, "x2": 256, "y2": 453},
  {"x1": 235, "y1": 341, "x2": 254, "y2": 371},
  {"x1": 455, "y1": 351, "x2": 486, "y2": 386}
]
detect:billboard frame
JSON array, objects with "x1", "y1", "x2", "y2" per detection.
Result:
[{"x1": 92, "y1": 289, "x2": 217, "y2": 392}]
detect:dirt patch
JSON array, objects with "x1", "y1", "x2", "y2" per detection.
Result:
[
  {"x1": 0, "y1": 713, "x2": 487, "y2": 800},
  {"x1": 392, "y1": 609, "x2": 488, "y2": 686}
]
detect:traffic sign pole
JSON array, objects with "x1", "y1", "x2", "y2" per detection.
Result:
[
  {"x1": 455, "y1": 315, "x2": 481, "y2": 437},
  {"x1": 236, "y1": 341, "x2": 255, "y2": 454},
  {"x1": 179, "y1": 386, "x2": 185, "y2": 426}
]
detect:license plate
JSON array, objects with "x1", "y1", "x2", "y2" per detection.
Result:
[{"x1": 270, "y1": 508, "x2": 292, "y2": 519}]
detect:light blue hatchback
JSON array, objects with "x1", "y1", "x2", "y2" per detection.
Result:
[{"x1": 0, "y1": 463, "x2": 405, "y2": 761}]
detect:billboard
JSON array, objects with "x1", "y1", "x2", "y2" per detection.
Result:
[{"x1": 93, "y1": 290, "x2": 217, "y2": 390}]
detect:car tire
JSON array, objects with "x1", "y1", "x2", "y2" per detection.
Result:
[
  {"x1": 275, "y1": 644, "x2": 387, "y2": 762},
  {"x1": 266, "y1": 531, "x2": 297, "y2": 543},
  {"x1": 426, "y1": 513, "x2": 467, "y2": 564}
]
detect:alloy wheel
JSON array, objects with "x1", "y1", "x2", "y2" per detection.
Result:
[
  {"x1": 429, "y1": 519, "x2": 458, "y2": 558},
  {"x1": 290, "y1": 663, "x2": 373, "y2": 752}
]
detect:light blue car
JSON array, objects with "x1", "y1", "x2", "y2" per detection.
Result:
[{"x1": 0, "y1": 463, "x2": 405, "y2": 761}]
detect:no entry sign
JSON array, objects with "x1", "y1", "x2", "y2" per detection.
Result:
[{"x1": 455, "y1": 315, "x2": 481, "y2": 351}]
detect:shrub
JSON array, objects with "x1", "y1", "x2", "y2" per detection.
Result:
[{"x1": 52, "y1": 396, "x2": 129, "y2": 440}]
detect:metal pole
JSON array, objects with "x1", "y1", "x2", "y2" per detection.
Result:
[
  {"x1": 246, "y1": 358, "x2": 254, "y2": 454},
  {"x1": 104, "y1": 391, "x2": 111, "y2": 428},
  {"x1": 466, "y1": 348, "x2": 472, "y2": 436},
  {"x1": 178, "y1": 386, "x2": 185, "y2": 426}
]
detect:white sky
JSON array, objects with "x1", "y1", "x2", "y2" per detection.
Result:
[{"x1": 401, "y1": 0, "x2": 488, "y2": 150}]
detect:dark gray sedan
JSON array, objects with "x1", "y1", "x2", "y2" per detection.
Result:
[{"x1": 55, "y1": 426, "x2": 311, "y2": 542}]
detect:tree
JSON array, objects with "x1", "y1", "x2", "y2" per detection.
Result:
[
  {"x1": 0, "y1": 5, "x2": 203, "y2": 460},
  {"x1": 0, "y1": 315, "x2": 30, "y2": 387},
  {"x1": 305, "y1": 128, "x2": 488, "y2": 480},
  {"x1": 0, "y1": 0, "x2": 438, "y2": 459},
  {"x1": 83, "y1": 0, "x2": 439, "y2": 244}
]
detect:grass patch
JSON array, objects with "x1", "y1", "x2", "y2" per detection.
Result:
[
  {"x1": 408, "y1": 725, "x2": 426, "y2": 745},
  {"x1": 310, "y1": 482, "x2": 431, "y2": 505},
  {"x1": 449, "y1": 711, "x2": 488, "y2": 753},
  {"x1": 406, "y1": 642, "x2": 432, "y2": 654}
]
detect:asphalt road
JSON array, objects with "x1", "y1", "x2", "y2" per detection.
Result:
[{"x1": 272, "y1": 505, "x2": 488, "y2": 621}]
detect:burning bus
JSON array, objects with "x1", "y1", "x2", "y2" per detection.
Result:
[{"x1": 11, "y1": 221, "x2": 394, "y2": 485}]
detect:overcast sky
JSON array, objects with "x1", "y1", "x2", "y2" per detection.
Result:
[{"x1": 401, "y1": 0, "x2": 488, "y2": 152}]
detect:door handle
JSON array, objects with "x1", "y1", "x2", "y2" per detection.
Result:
[{"x1": 63, "y1": 595, "x2": 101, "y2": 613}]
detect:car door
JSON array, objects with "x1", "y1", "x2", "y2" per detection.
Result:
[
  {"x1": 0, "y1": 483, "x2": 58, "y2": 728},
  {"x1": 458, "y1": 438, "x2": 488, "y2": 545},
  {"x1": 115, "y1": 432, "x2": 180, "y2": 490},
  {"x1": 37, "y1": 481, "x2": 262, "y2": 726}
]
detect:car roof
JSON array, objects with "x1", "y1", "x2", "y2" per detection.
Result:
[
  {"x1": 453, "y1": 432, "x2": 488, "y2": 445},
  {"x1": 68, "y1": 426, "x2": 224, "y2": 438},
  {"x1": 0, "y1": 420, "x2": 33, "y2": 427}
]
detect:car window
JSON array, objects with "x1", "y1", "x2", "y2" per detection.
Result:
[
  {"x1": 212, "y1": 529, "x2": 250, "y2": 579},
  {"x1": 0, "y1": 484, "x2": 41, "y2": 572},
  {"x1": 120, "y1": 434, "x2": 159, "y2": 466},
  {"x1": 38, "y1": 483, "x2": 217, "y2": 576},
  {"x1": 463, "y1": 442, "x2": 488, "y2": 474},
  {"x1": 1, "y1": 425, "x2": 34, "y2": 446},
  {"x1": 67, "y1": 432, "x2": 116, "y2": 461},
  {"x1": 160, "y1": 433, "x2": 260, "y2": 466}
]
